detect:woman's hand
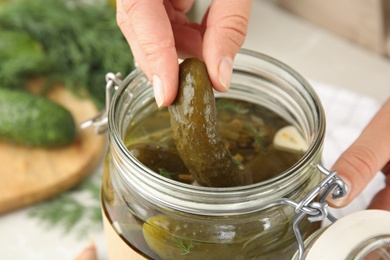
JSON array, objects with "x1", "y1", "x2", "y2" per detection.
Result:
[
  {"x1": 116, "y1": 0, "x2": 252, "y2": 106},
  {"x1": 328, "y1": 98, "x2": 390, "y2": 210}
]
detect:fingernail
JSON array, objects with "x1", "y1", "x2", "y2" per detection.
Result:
[
  {"x1": 152, "y1": 75, "x2": 164, "y2": 107},
  {"x1": 218, "y1": 56, "x2": 233, "y2": 91}
]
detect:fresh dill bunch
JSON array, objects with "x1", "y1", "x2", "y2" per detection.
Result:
[
  {"x1": 28, "y1": 172, "x2": 102, "y2": 238},
  {"x1": 0, "y1": 0, "x2": 134, "y2": 108}
]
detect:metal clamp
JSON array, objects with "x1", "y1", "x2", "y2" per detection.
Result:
[
  {"x1": 293, "y1": 164, "x2": 347, "y2": 259},
  {"x1": 269, "y1": 163, "x2": 348, "y2": 260},
  {"x1": 80, "y1": 72, "x2": 122, "y2": 134}
]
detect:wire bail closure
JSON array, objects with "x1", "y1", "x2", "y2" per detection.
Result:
[
  {"x1": 80, "y1": 72, "x2": 122, "y2": 134},
  {"x1": 294, "y1": 164, "x2": 348, "y2": 259},
  {"x1": 271, "y1": 163, "x2": 348, "y2": 260}
]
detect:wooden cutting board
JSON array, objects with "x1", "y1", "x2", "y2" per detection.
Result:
[{"x1": 0, "y1": 83, "x2": 107, "y2": 214}]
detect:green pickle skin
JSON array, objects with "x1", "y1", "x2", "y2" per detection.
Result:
[
  {"x1": 168, "y1": 58, "x2": 252, "y2": 187},
  {"x1": 142, "y1": 214, "x2": 274, "y2": 260}
]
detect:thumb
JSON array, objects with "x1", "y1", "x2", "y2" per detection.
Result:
[
  {"x1": 202, "y1": 0, "x2": 252, "y2": 92},
  {"x1": 368, "y1": 162, "x2": 390, "y2": 210},
  {"x1": 328, "y1": 98, "x2": 390, "y2": 208},
  {"x1": 368, "y1": 161, "x2": 390, "y2": 211}
]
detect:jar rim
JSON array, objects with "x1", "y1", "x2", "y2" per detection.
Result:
[{"x1": 108, "y1": 49, "x2": 326, "y2": 214}]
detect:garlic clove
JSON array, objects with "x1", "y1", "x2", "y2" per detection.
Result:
[{"x1": 273, "y1": 125, "x2": 309, "y2": 153}]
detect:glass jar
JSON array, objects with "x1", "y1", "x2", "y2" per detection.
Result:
[{"x1": 96, "y1": 49, "x2": 343, "y2": 259}]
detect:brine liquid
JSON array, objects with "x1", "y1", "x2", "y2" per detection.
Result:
[
  {"x1": 125, "y1": 98, "x2": 304, "y2": 184},
  {"x1": 102, "y1": 98, "x2": 318, "y2": 260}
]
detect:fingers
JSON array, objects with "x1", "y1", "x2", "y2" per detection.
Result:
[
  {"x1": 117, "y1": 0, "x2": 179, "y2": 106},
  {"x1": 117, "y1": 0, "x2": 252, "y2": 106},
  {"x1": 164, "y1": 0, "x2": 191, "y2": 24},
  {"x1": 170, "y1": 0, "x2": 195, "y2": 13},
  {"x1": 202, "y1": 0, "x2": 252, "y2": 92},
  {"x1": 172, "y1": 23, "x2": 203, "y2": 58},
  {"x1": 328, "y1": 98, "x2": 390, "y2": 208},
  {"x1": 367, "y1": 162, "x2": 390, "y2": 210}
]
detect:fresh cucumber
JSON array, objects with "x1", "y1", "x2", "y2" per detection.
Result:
[
  {"x1": 0, "y1": 89, "x2": 76, "y2": 147},
  {"x1": 0, "y1": 31, "x2": 48, "y2": 88}
]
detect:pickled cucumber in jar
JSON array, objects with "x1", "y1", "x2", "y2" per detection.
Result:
[
  {"x1": 168, "y1": 58, "x2": 252, "y2": 187},
  {"x1": 142, "y1": 211, "x2": 298, "y2": 260},
  {"x1": 126, "y1": 58, "x2": 305, "y2": 186},
  {"x1": 115, "y1": 58, "x2": 309, "y2": 259}
]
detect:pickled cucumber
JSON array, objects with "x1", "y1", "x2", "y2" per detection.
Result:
[
  {"x1": 142, "y1": 215, "x2": 251, "y2": 260},
  {"x1": 142, "y1": 212, "x2": 298, "y2": 260},
  {"x1": 168, "y1": 58, "x2": 252, "y2": 187}
]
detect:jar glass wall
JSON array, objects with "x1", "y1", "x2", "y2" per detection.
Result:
[{"x1": 102, "y1": 50, "x2": 326, "y2": 259}]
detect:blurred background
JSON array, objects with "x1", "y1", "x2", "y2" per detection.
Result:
[
  {"x1": 0, "y1": 0, "x2": 389, "y2": 259},
  {"x1": 191, "y1": 0, "x2": 390, "y2": 103}
]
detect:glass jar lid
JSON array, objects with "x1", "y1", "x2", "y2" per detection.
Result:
[{"x1": 293, "y1": 210, "x2": 390, "y2": 259}]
